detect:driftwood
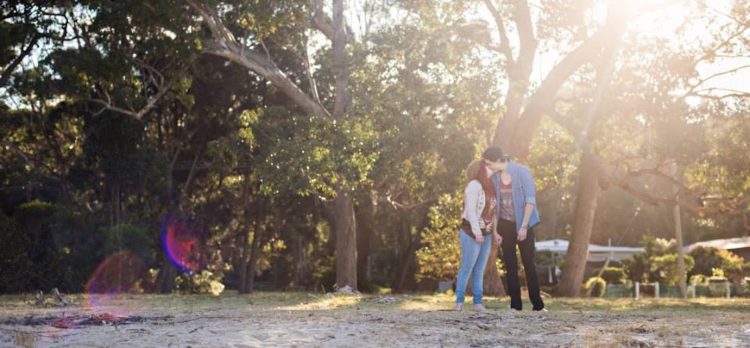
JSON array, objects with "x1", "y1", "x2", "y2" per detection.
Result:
[{"x1": 32, "y1": 288, "x2": 71, "y2": 307}]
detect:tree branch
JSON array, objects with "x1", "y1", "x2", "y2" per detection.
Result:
[
  {"x1": 482, "y1": 0, "x2": 514, "y2": 66},
  {"x1": 311, "y1": 0, "x2": 335, "y2": 41},
  {"x1": 0, "y1": 33, "x2": 40, "y2": 88},
  {"x1": 512, "y1": 5, "x2": 630, "y2": 159},
  {"x1": 188, "y1": 0, "x2": 332, "y2": 118},
  {"x1": 685, "y1": 64, "x2": 750, "y2": 96},
  {"x1": 513, "y1": 0, "x2": 537, "y2": 79}
]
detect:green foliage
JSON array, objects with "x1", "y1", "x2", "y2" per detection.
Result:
[
  {"x1": 15, "y1": 199, "x2": 55, "y2": 222},
  {"x1": 599, "y1": 267, "x2": 626, "y2": 285},
  {"x1": 2, "y1": 0, "x2": 750, "y2": 295},
  {"x1": 643, "y1": 236, "x2": 677, "y2": 257},
  {"x1": 175, "y1": 270, "x2": 226, "y2": 296},
  {"x1": 0, "y1": 213, "x2": 32, "y2": 292},
  {"x1": 255, "y1": 112, "x2": 380, "y2": 198},
  {"x1": 416, "y1": 193, "x2": 462, "y2": 281},
  {"x1": 649, "y1": 253, "x2": 695, "y2": 286},
  {"x1": 622, "y1": 252, "x2": 650, "y2": 283},
  {"x1": 690, "y1": 274, "x2": 707, "y2": 285},
  {"x1": 689, "y1": 246, "x2": 746, "y2": 283},
  {"x1": 584, "y1": 276, "x2": 607, "y2": 297},
  {"x1": 102, "y1": 224, "x2": 156, "y2": 266}
]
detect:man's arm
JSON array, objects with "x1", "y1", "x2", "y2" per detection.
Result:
[
  {"x1": 518, "y1": 167, "x2": 537, "y2": 241},
  {"x1": 521, "y1": 203, "x2": 534, "y2": 228}
]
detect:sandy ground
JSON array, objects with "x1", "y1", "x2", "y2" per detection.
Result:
[{"x1": 1, "y1": 292, "x2": 749, "y2": 347}]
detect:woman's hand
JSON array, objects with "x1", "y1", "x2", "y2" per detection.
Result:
[
  {"x1": 474, "y1": 234, "x2": 485, "y2": 243},
  {"x1": 493, "y1": 233, "x2": 502, "y2": 245}
]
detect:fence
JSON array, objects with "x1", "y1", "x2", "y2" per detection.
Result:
[{"x1": 602, "y1": 281, "x2": 744, "y2": 299}]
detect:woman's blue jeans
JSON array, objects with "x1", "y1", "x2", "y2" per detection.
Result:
[{"x1": 455, "y1": 230, "x2": 493, "y2": 304}]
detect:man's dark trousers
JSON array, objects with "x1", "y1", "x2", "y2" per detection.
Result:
[{"x1": 498, "y1": 218, "x2": 544, "y2": 311}]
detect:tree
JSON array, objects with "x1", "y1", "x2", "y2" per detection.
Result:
[{"x1": 186, "y1": 0, "x2": 363, "y2": 290}]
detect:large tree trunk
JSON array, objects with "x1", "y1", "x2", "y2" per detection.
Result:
[
  {"x1": 110, "y1": 183, "x2": 122, "y2": 227},
  {"x1": 333, "y1": 190, "x2": 357, "y2": 290},
  {"x1": 330, "y1": 0, "x2": 357, "y2": 291},
  {"x1": 355, "y1": 192, "x2": 376, "y2": 292},
  {"x1": 391, "y1": 211, "x2": 429, "y2": 292},
  {"x1": 484, "y1": 10, "x2": 632, "y2": 299},
  {"x1": 238, "y1": 173, "x2": 251, "y2": 294},
  {"x1": 391, "y1": 234, "x2": 419, "y2": 293},
  {"x1": 246, "y1": 226, "x2": 263, "y2": 292},
  {"x1": 557, "y1": 151, "x2": 601, "y2": 296},
  {"x1": 483, "y1": 242, "x2": 507, "y2": 297},
  {"x1": 245, "y1": 200, "x2": 265, "y2": 293},
  {"x1": 156, "y1": 253, "x2": 177, "y2": 293},
  {"x1": 554, "y1": 23, "x2": 625, "y2": 296},
  {"x1": 237, "y1": 230, "x2": 249, "y2": 293}
]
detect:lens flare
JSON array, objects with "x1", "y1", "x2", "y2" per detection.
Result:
[
  {"x1": 161, "y1": 216, "x2": 202, "y2": 273},
  {"x1": 84, "y1": 251, "x2": 146, "y2": 317}
]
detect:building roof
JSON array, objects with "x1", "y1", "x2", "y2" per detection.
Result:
[
  {"x1": 535, "y1": 239, "x2": 645, "y2": 262},
  {"x1": 683, "y1": 236, "x2": 750, "y2": 252}
]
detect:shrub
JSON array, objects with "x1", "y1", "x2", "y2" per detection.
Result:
[
  {"x1": 175, "y1": 270, "x2": 225, "y2": 296},
  {"x1": 622, "y1": 253, "x2": 649, "y2": 282},
  {"x1": 103, "y1": 224, "x2": 156, "y2": 266},
  {"x1": 690, "y1": 246, "x2": 746, "y2": 284},
  {"x1": 585, "y1": 276, "x2": 607, "y2": 297},
  {"x1": 600, "y1": 267, "x2": 626, "y2": 285},
  {"x1": 0, "y1": 213, "x2": 33, "y2": 292},
  {"x1": 649, "y1": 253, "x2": 695, "y2": 286},
  {"x1": 690, "y1": 274, "x2": 706, "y2": 285},
  {"x1": 416, "y1": 193, "x2": 462, "y2": 281}
]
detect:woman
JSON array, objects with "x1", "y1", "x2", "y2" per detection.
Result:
[{"x1": 455, "y1": 147, "x2": 505, "y2": 312}]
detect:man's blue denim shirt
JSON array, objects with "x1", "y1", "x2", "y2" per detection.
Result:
[{"x1": 491, "y1": 161, "x2": 541, "y2": 233}]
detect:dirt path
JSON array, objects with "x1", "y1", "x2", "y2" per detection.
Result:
[{"x1": 1, "y1": 293, "x2": 748, "y2": 347}]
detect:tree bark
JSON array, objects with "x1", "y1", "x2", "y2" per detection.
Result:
[
  {"x1": 188, "y1": 1, "x2": 331, "y2": 118},
  {"x1": 553, "y1": 16, "x2": 627, "y2": 296},
  {"x1": 557, "y1": 151, "x2": 601, "y2": 296},
  {"x1": 492, "y1": 7, "x2": 630, "y2": 160},
  {"x1": 246, "y1": 204, "x2": 265, "y2": 293},
  {"x1": 238, "y1": 173, "x2": 251, "y2": 294},
  {"x1": 330, "y1": 0, "x2": 357, "y2": 291},
  {"x1": 246, "y1": 227, "x2": 262, "y2": 292},
  {"x1": 0, "y1": 34, "x2": 40, "y2": 88},
  {"x1": 391, "y1": 234, "x2": 419, "y2": 293},
  {"x1": 483, "y1": 241, "x2": 507, "y2": 297},
  {"x1": 355, "y1": 192, "x2": 376, "y2": 291},
  {"x1": 333, "y1": 190, "x2": 357, "y2": 290},
  {"x1": 157, "y1": 253, "x2": 177, "y2": 293}
]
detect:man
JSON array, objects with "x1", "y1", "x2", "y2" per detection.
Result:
[{"x1": 489, "y1": 147, "x2": 545, "y2": 311}]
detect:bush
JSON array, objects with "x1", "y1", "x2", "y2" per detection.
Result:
[
  {"x1": 600, "y1": 267, "x2": 626, "y2": 285},
  {"x1": 690, "y1": 274, "x2": 707, "y2": 285},
  {"x1": 690, "y1": 246, "x2": 746, "y2": 284},
  {"x1": 0, "y1": 213, "x2": 33, "y2": 292},
  {"x1": 103, "y1": 224, "x2": 156, "y2": 266},
  {"x1": 416, "y1": 193, "x2": 462, "y2": 281},
  {"x1": 649, "y1": 253, "x2": 695, "y2": 286},
  {"x1": 175, "y1": 270, "x2": 225, "y2": 295},
  {"x1": 622, "y1": 253, "x2": 649, "y2": 282},
  {"x1": 12, "y1": 200, "x2": 78, "y2": 292},
  {"x1": 585, "y1": 276, "x2": 607, "y2": 297},
  {"x1": 15, "y1": 199, "x2": 55, "y2": 222}
]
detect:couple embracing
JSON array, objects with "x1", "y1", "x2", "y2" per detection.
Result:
[{"x1": 455, "y1": 146, "x2": 545, "y2": 312}]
